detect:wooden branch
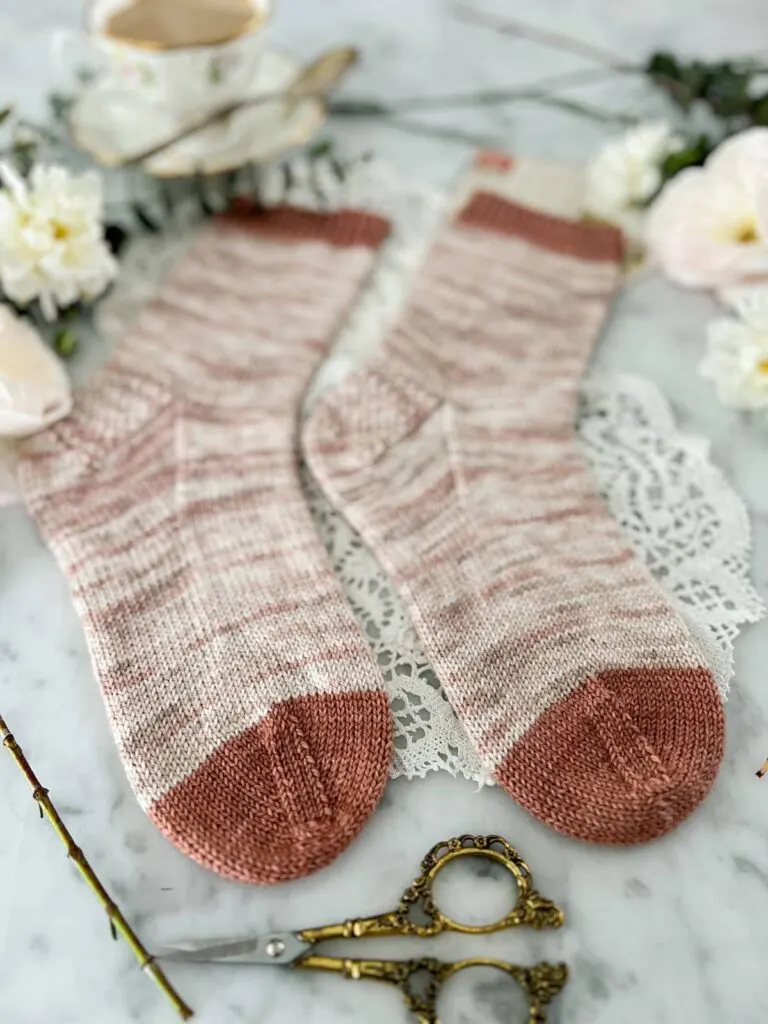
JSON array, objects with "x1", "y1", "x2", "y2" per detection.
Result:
[{"x1": 0, "y1": 712, "x2": 193, "y2": 1020}]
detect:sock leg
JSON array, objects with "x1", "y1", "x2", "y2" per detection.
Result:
[
  {"x1": 304, "y1": 157, "x2": 724, "y2": 845},
  {"x1": 20, "y1": 204, "x2": 393, "y2": 882}
]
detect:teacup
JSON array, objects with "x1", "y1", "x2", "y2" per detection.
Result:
[{"x1": 54, "y1": 0, "x2": 272, "y2": 122}]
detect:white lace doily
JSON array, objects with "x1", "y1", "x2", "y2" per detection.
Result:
[{"x1": 95, "y1": 159, "x2": 764, "y2": 785}]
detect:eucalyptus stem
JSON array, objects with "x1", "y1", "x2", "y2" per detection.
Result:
[
  {"x1": 757, "y1": 757, "x2": 768, "y2": 778},
  {"x1": 387, "y1": 64, "x2": 630, "y2": 111},
  {"x1": 331, "y1": 83, "x2": 636, "y2": 136},
  {"x1": 0, "y1": 712, "x2": 193, "y2": 1021},
  {"x1": 376, "y1": 115, "x2": 498, "y2": 147},
  {"x1": 329, "y1": 57, "x2": 642, "y2": 128},
  {"x1": 538, "y1": 94, "x2": 637, "y2": 125},
  {"x1": 452, "y1": 3, "x2": 632, "y2": 70}
]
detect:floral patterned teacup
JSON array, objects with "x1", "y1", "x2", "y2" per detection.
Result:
[{"x1": 53, "y1": 0, "x2": 272, "y2": 123}]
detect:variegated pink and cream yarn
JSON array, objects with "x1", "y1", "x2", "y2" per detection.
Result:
[
  {"x1": 305, "y1": 154, "x2": 725, "y2": 844},
  {"x1": 18, "y1": 155, "x2": 726, "y2": 885},
  {"x1": 19, "y1": 204, "x2": 392, "y2": 884}
]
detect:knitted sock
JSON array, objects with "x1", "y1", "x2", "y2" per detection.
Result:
[
  {"x1": 304, "y1": 155, "x2": 725, "y2": 845},
  {"x1": 19, "y1": 203, "x2": 392, "y2": 883}
]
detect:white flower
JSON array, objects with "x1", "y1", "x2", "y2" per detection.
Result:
[
  {"x1": 0, "y1": 163, "x2": 118, "y2": 320},
  {"x1": 584, "y1": 123, "x2": 682, "y2": 242},
  {"x1": 700, "y1": 288, "x2": 768, "y2": 411},
  {"x1": 646, "y1": 128, "x2": 768, "y2": 290},
  {"x1": 0, "y1": 305, "x2": 72, "y2": 436}
]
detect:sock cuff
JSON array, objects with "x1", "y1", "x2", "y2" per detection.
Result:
[
  {"x1": 219, "y1": 200, "x2": 390, "y2": 249},
  {"x1": 457, "y1": 190, "x2": 624, "y2": 263}
]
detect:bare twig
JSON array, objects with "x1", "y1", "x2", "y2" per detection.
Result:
[
  {"x1": 0, "y1": 712, "x2": 193, "y2": 1021},
  {"x1": 756, "y1": 757, "x2": 768, "y2": 778},
  {"x1": 536, "y1": 94, "x2": 637, "y2": 124},
  {"x1": 331, "y1": 81, "x2": 636, "y2": 139},
  {"x1": 375, "y1": 115, "x2": 499, "y2": 147},
  {"x1": 387, "y1": 64, "x2": 633, "y2": 112},
  {"x1": 331, "y1": 63, "x2": 638, "y2": 133},
  {"x1": 452, "y1": 3, "x2": 631, "y2": 70}
]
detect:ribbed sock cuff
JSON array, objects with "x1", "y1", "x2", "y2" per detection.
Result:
[
  {"x1": 220, "y1": 200, "x2": 390, "y2": 249},
  {"x1": 453, "y1": 149, "x2": 624, "y2": 263},
  {"x1": 457, "y1": 189, "x2": 624, "y2": 263}
]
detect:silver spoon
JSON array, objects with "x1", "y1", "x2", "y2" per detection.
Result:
[{"x1": 118, "y1": 46, "x2": 358, "y2": 168}]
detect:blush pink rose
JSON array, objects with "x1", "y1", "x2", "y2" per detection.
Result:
[{"x1": 646, "y1": 128, "x2": 768, "y2": 289}]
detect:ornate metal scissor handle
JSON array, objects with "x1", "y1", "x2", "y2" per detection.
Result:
[
  {"x1": 299, "y1": 833, "x2": 565, "y2": 943},
  {"x1": 294, "y1": 835, "x2": 568, "y2": 1023},
  {"x1": 295, "y1": 953, "x2": 568, "y2": 1024}
]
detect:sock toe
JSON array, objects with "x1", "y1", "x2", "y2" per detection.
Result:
[
  {"x1": 496, "y1": 666, "x2": 725, "y2": 844},
  {"x1": 148, "y1": 691, "x2": 392, "y2": 884}
]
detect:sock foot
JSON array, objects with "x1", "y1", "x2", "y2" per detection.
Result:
[{"x1": 303, "y1": 157, "x2": 726, "y2": 845}]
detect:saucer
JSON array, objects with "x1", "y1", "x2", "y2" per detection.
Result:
[{"x1": 69, "y1": 49, "x2": 327, "y2": 178}]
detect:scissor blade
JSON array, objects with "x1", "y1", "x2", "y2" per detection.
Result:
[{"x1": 154, "y1": 931, "x2": 309, "y2": 966}]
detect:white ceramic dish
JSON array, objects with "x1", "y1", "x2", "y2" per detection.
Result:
[
  {"x1": 59, "y1": 0, "x2": 272, "y2": 122},
  {"x1": 69, "y1": 49, "x2": 326, "y2": 178}
]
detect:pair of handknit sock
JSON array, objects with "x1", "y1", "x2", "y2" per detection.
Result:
[{"x1": 18, "y1": 155, "x2": 724, "y2": 884}]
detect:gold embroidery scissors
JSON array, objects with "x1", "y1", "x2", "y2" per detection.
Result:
[{"x1": 156, "y1": 834, "x2": 568, "y2": 1024}]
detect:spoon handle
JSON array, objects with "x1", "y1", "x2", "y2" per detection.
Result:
[{"x1": 119, "y1": 46, "x2": 358, "y2": 170}]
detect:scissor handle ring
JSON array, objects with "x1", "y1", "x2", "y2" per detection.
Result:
[
  {"x1": 413, "y1": 834, "x2": 564, "y2": 935},
  {"x1": 421, "y1": 835, "x2": 533, "y2": 934},
  {"x1": 432, "y1": 958, "x2": 569, "y2": 1024}
]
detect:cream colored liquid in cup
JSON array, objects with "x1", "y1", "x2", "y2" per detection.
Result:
[{"x1": 105, "y1": 0, "x2": 259, "y2": 49}]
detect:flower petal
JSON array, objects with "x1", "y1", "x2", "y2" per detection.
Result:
[
  {"x1": 0, "y1": 161, "x2": 29, "y2": 208},
  {"x1": 0, "y1": 306, "x2": 72, "y2": 436}
]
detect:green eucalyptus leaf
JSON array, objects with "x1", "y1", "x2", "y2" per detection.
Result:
[
  {"x1": 647, "y1": 53, "x2": 712, "y2": 110},
  {"x1": 308, "y1": 138, "x2": 334, "y2": 160},
  {"x1": 75, "y1": 66, "x2": 97, "y2": 86},
  {"x1": 329, "y1": 157, "x2": 346, "y2": 183},
  {"x1": 197, "y1": 184, "x2": 216, "y2": 217},
  {"x1": 190, "y1": 171, "x2": 212, "y2": 216},
  {"x1": 646, "y1": 52, "x2": 680, "y2": 80},
  {"x1": 48, "y1": 94, "x2": 71, "y2": 123},
  {"x1": 659, "y1": 134, "x2": 713, "y2": 181},
  {"x1": 0, "y1": 105, "x2": 12, "y2": 126},
  {"x1": 104, "y1": 223, "x2": 129, "y2": 257},
  {"x1": 221, "y1": 169, "x2": 239, "y2": 207},
  {"x1": 53, "y1": 326, "x2": 78, "y2": 358},
  {"x1": 328, "y1": 99, "x2": 389, "y2": 116},
  {"x1": 309, "y1": 160, "x2": 326, "y2": 203},
  {"x1": 12, "y1": 139, "x2": 37, "y2": 177},
  {"x1": 246, "y1": 161, "x2": 260, "y2": 193},
  {"x1": 752, "y1": 93, "x2": 768, "y2": 125},
  {"x1": 677, "y1": 61, "x2": 711, "y2": 105},
  {"x1": 703, "y1": 62, "x2": 751, "y2": 117},
  {"x1": 132, "y1": 203, "x2": 160, "y2": 232},
  {"x1": 160, "y1": 183, "x2": 175, "y2": 218}
]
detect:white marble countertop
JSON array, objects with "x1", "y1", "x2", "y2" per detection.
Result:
[{"x1": 2, "y1": 2, "x2": 768, "y2": 1023}]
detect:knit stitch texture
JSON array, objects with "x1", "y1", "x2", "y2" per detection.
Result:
[
  {"x1": 304, "y1": 155, "x2": 725, "y2": 844},
  {"x1": 19, "y1": 203, "x2": 393, "y2": 883}
]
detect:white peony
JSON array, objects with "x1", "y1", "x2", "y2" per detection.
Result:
[
  {"x1": 0, "y1": 163, "x2": 118, "y2": 321},
  {"x1": 700, "y1": 288, "x2": 768, "y2": 411},
  {"x1": 584, "y1": 123, "x2": 682, "y2": 243},
  {"x1": 0, "y1": 305, "x2": 72, "y2": 436}
]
